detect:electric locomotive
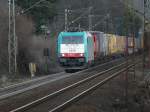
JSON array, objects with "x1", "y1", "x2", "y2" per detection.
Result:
[{"x1": 57, "y1": 32, "x2": 95, "y2": 71}]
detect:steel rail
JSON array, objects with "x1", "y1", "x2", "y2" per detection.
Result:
[
  {"x1": 0, "y1": 58, "x2": 123, "y2": 92},
  {"x1": 69, "y1": 55, "x2": 136, "y2": 75},
  {"x1": 0, "y1": 72, "x2": 69, "y2": 100},
  {"x1": 11, "y1": 61, "x2": 128, "y2": 112},
  {"x1": 10, "y1": 56, "x2": 141, "y2": 112},
  {"x1": 0, "y1": 57, "x2": 125, "y2": 102},
  {"x1": 0, "y1": 72, "x2": 65, "y2": 91},
  {"x1": 2, "y1": 55, "x2": 133, "y2": 92},
  {"x1": 49, "y1": 64, "x2": 135, "y2": 112}
]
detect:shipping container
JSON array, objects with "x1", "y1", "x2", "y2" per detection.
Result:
[{"x1": 103, "y1": 34, "x2": 109, "y2": 56}]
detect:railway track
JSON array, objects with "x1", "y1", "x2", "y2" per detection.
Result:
[
  {"x1": 0, "y1": 72, "x2": 67, "y2": 100},
  {"x1": 0, "y1": 57, "x2": 125, "y2": 101},
  {"x1": 0, "y1": 57, "x2": 128, "y2": 112},
  {"x1": 10, "y1": 56, "x2": 140, "y2": 112}
]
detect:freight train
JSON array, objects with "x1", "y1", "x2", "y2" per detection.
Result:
[{"x1": 57, "y1": 31, "x2": 143, "y2": 72}]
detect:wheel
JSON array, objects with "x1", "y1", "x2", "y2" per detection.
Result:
[
  {"x1": 65, "y1": 69, "x2": 75, "y2": 73},
  {"x1": 65, "y1": 69, "x2": 79, "y2": 73},
  {"x1": 65, "y1": 69, "x2": 70, "y2": 73}
]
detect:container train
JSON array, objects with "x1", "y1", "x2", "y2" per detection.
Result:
[{"x1": 57, "y1": 31, "x2": 143, "y2": 72}]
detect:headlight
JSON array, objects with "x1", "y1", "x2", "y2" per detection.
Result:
[
  {"x1": 80, "y1": 53, "x2": 84, "y2": 57},
  {"x1": 62, "y1": 54, "x2": 65, "y2": 57}
]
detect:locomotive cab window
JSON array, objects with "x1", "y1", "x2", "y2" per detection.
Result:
[{"x1": 62, "y1": 36, "x2": 83, "y2": 44}]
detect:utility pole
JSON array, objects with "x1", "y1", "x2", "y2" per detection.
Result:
[
  {"x1": 142, "y1": 0, "x2": 147, "y2": 76},
  {"x1": 78, "y1": 24, "x2": 81, "y2": 31},
  {"x1": 8, "y1": 0, "x2": 17, "y2": 74},
  {"x1": 130, "y1": 0, "x2": 136, "y2": 80},
  {"x1": 144, "y1": 0, "x2": 146, "y2": 49},
  {"x1": 106, "y1": 13, "x2": 110, "y2": 33},
  {"x1": 88, "y1": 7, "x2": 92, "y2": 31},
  {"x1": 65, "y1": 9, "x2": 68, "y2": 31}
]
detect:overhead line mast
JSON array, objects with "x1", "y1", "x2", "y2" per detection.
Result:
[
  {"x1": 8, "y1": 0, "x2": 17, "y2": 74},
  {"x1": 88, "y1": 7, "x2": 93, "y2": 31},
  {"x1": 8, "y1": 0, "x2": 49, "y2": 74}
]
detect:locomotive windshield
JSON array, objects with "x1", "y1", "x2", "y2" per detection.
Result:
[{"x1": 62, "y1": 36, "x2": 83, "y2": 44}]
